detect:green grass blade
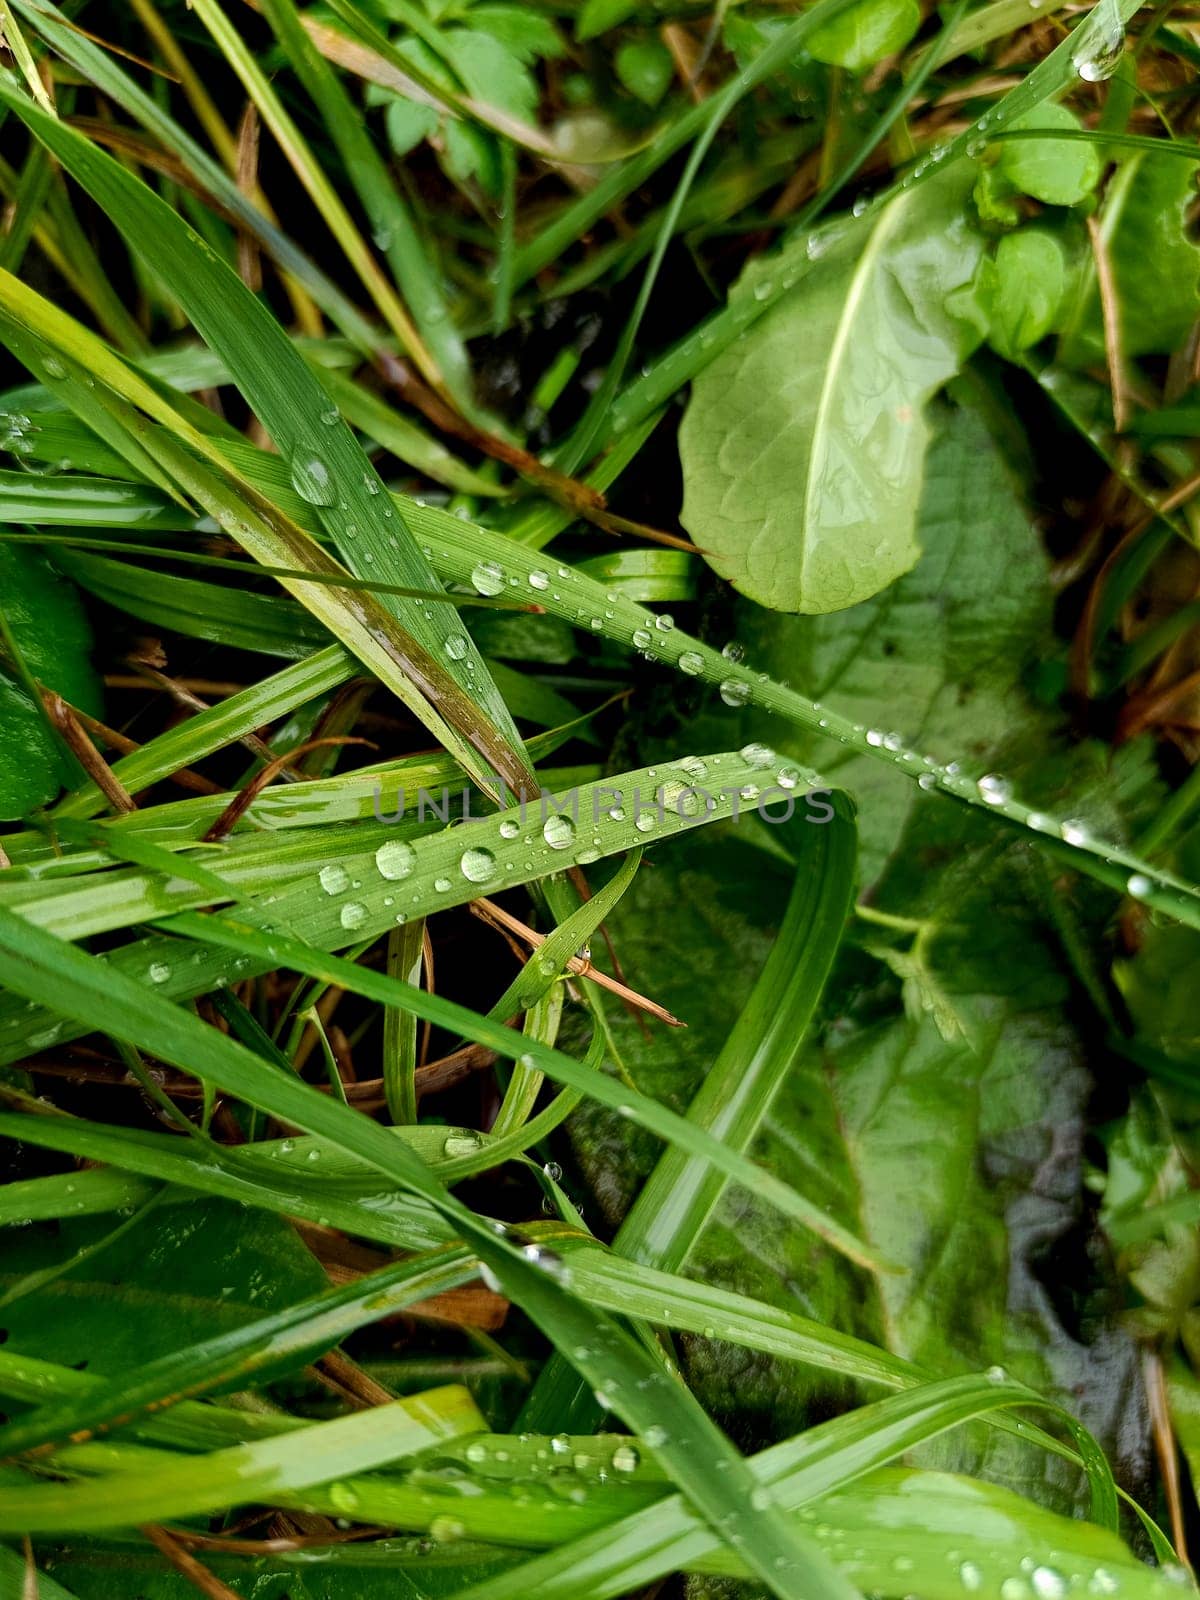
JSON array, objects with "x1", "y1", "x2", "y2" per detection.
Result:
[{"x1": 0, "y1": 81, "x2": 531, "y2": 793}]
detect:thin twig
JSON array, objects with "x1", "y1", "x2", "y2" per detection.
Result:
[
  {"x1": 41, "y1": 691, "x2": 136, "y2": 813},
  {"x1": 1088, "y1": 214, "x2": 1132, "y2": 434},
  {"x1": 139, "y1": 1524, "x2": 244, "y2": 1600},
  {"x1": 470, "y1": 897, "x2": 683, "y2": 1025}
]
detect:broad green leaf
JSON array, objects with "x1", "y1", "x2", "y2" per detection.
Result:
[
  {"x1": 996, "y1": 105, "x2": 1101, "y2": 206},
  {"x1": 0, "y1": 543, "x2": 101, "y2": 818},
  {"x1": 1060, "y1": 151, "x2": 1200, "y2": 361},
  {"x1": 615, "y1": 38, "x2": 674, "y2": 106},
  {"x1": 808, "y1": 0, "x2": 921, "y2": 70},
  {"x1": 0, "y1": 1197, "x2": 326, "y2": 1373},
  {"x1": 679, "y1": 165, "x2": 988, "y2": 614},
  {"x1": 986, "y1": 228, "x2": 1068, "y2": 358}
]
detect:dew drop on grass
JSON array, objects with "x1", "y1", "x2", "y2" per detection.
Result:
[
  {"x1": 721, "y1": 641, "x2": 746, "y2": 663},
  {"x1": 643, "y1": 1424, "x2": 668, "y2": 1448},
  {"x1": 429, "y1": 1516, "x2": 466, "y2": 1544},
  {"x1": 1127, "y1": 873, "x2": 1152, "y2": 899},
  {"x1": 148, "y1": 961, "x2": 172, "y2": 985},
  {"x1": 543, "y1": 813, "x2": 576, "y2": 850},
  {"x1": 720, "y1": 679, "x2": 751, "y2": 708},
  {"x1": 655, "y1": 614, "x2": 674, "y2": 632},
  {"x1": 465, "y1": 1439, "x2": 489, "y2": 1464},
  {"x1": 634, "y1": 813, "x2": 656, "y2": 833},
  {"x1": 443, "y1": 1133, "x2": 483, "y2": 1157},
  {"x1": 319, "y1": 863, "x2": 350, "y2": 895},
  {"x1": 986, "y1": 1364, "x2": 1007, "y2": 1383},
  {"x1": 978, "y1": 772, "x2": 1011, "y2": 804},
  {"x1": 740, "y1": 742, "x2": 773, "y2": 768},
  {"x1": 1061, "y1": 819, "x2": 1089, "y2": 845},
  {"x1": 1031, "y1": 1569, "x2": 1069, "y2": 1599},
  {"x1": 291, "y1": 453, "x2": 336, "y2": 506},
  {"x1": 460, "y1": 846, "x2": 497, "y2": 883},
  {"x1": 611, "y1": 1442, "x2": 639, "y2": 1472},
  {"x1": 471, "y1": 559, "x2": 505, "y2": 596},
  {"x1": 678, "y1": 651, "x2": 704, "y2": 676},
  {"x1": 960, "y1": 1562, "x2": 984, "y2": 1592},
  {"x1": 376, "y1": 840, "x2": 416, "y2": 880},
  {"x1": 445, "y1": 634, "x2": 470, "y2": 660},
  {"x1": 1073, "y1": 26, "x2": 1124, "y2": 80},
  {"x1": 679, "y1": 755, "x2": 708, "y2": 779},
  {"x1": 340, "y1": 902, "x2": 367, "y2": 930},
  {"x1": 632, "y1": 627, "x2": 653, "y2": 650},
  {"x1": 529, "y1": 569, "x2": 550, "y2": 591},
  {"x1": 1087, "y1": 1573, "x2": 1120, "y2": 1595},
  {"x1": 499, "y1": 818, "x2": 521, "y2": 840}
]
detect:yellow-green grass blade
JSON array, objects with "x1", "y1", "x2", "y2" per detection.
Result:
[{"x1": 0, "y1": 79, "x2": 531, "y2": 794}]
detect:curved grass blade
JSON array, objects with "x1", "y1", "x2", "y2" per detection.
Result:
[
  {"x1": 523, "y1": 805, "x2": 857, "y2": 1429},
  {"x1": 448, "y1": 1375, "x2": 1127, "y2": 1600},
  {"x1": 0, "y1": 81, "x2": 531, "y2": 795},
  {"x1": 0, "y1": 1384, "x2": 482, "y2": 1533},
  {"x1": 0, "y1": 924, "x2": 865, "y2": 1599}
]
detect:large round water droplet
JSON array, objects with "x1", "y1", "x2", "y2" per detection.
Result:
[
  {"x1": 471, "y1": 559, "x2": 505, "y2": 596},
  {"x1": 678, "y1": 651, "x2": 704, "y2": 676},
  {"x1": 977, "y1": 772, "x2": 1011, "y2": 805},
  {"x1": 611, "y1": 1443, "x2": 640, "y2": 1472},
  {"x1": 1031, "y1": 1569, "x2": 1069, "y2": 1600},
  {"x1": 460, "y1": 846, "x2": 497, "y2": 883},
  {"x1": 319, "y1": 863, "x2": 350, "y2": 895},
  {"x1": 632, "y1": 627, "x2": 653, "y2": 650},
  {"x1": 543, "y1": 813, "x2": 576, "y2": 850},
  {"x1": 529, "y1": 569, "x2": 550, "y2": 591},
  {"x1": 291, "y1": 453, "x2": 335, "y2": 506},
  {"x1": 444, "y1": 634, "x2": 470, "y2": 661},
  {"x1": 148, "y1": 961, "x2": 172, "y2": 985},
  {"x1": 376, "y1": 839, "x2": 416, "y2": 880},
  {"x1": 1073, "y1": 31, "x2": 1123, "y2": 80},
  {"x1": 740, "y1": 742, "x2": 773, "y2": 768},
  {"x1": 720, "y1": 679, "x2": 751, "y2": 708},
  {"x1": 340, "y1": 901, "x2": 367, "y2": 930}
]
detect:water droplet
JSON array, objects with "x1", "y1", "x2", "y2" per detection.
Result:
[
  {"x1": 680, "y1": 755, "x2": 708, "y2": 779},
  {"x1": 291, "y1": 453, "x2": 335, "y2": 506},
  {"x1": 776, "y1": 765, "x2": 800, "y2": 790},
  {"x1": 720, "y1": 679, "x2": 751, "y2": 708},
  {"x1": 340, "y1": 901, "x2": 367, "y2": 929},
  {"x1": 471, "y1": 559, "x2": 505, "y2": 596},
  {"x1": 643, "y1": 1424, "x2": 668, "y2": 1448},
  {"x1": 528, "y1": 569, "x2": 550, "y2": 591},
  {"x1": 376, "y1": 840, "x2": 416, "y2": 880},
  {"x1": 1031, "y1": 1568, "x2": 1069, "y2": 1599},
  {"x1": 319, "y1": 406, "x2": 339, "y2": 427},
  {"x1": 654, "y1": 614, "x2": 674, "y2": 632},
  {"x1": 443, "y1": 1132, "x2": 483, "y2": 1157},
  {"x1": 740, "y1": 742, "x2": 773, "y2": 768},
  {"x1": 961, "y1": 1562, "x2": 984, "y2": 1592},
  {"x1": 1087, "y1": 1573, "x2": 1120, "y2": 1596},
  {"x1": 434, "y1": 875, "x2": 452, "y2": 892},
  {"x1": 986, "y1": 1364, "x2": 1008, "y2": 1384},
  {"x1": 465, "y1": 1439, "x2": 489, "y2": 1464},
  {"x1": 1000, "y1": 1580, "x2": 1031, "y2": 1600},
  {"x1": 43, "y1": 356, "x2": 67, "y2": 379},
  {"x1": 445, "y1": 634, "x2": 470, "y2": 660},
  {"x1": 722, "y1": 641, "x2": 746, "y2": 664},
  {"x1": 1061, "y1": 818, "x2": 1089, "y2": 846},
  {"x1": 1073, "y1": 27, "x2": 1124, "y2": 81},
  {"x1": 460, "y1": 846, "x2": 497, "y2": 883},
  {"x1": 978, "y1": 773, "x2": 1011, "y2": 805},
  {"x1": 499, "y1": 818, "x2": 520, "y2": 840},
  {"x1": 543, "y1": 813, "x2": 576, "y2": 850},
  {"x1": 679, "y1": 651, "x2": 705, "y2": 676},
  {"x1": 319, "y1": 863, "x2": 350, "y2": 895},
  {"x1": 632, "y1": 627, "x2": 653, "y2": 650},
  {"x1": 611, "y1": 1443, "x2": 639, "y2": 1472},
  {"x1": 634, "y1": 813, "x2": 656, "y2": 833},
  {"x1": 1127, "y1": 873, "x2": 1152, "y2": 899},
  {"x1": 918, "y1": 771, "x2": 937, "y2": 790},
  {"x1": 429, "y1": 1516, "x2": 466, "y2": 1544},
  {"x1": 148, "y1": 961, "x2": 172, "y2": 984}
]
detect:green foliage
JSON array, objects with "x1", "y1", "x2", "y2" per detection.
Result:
[
  {"x1": 2, "y1": 0, "x2": 1200, "y2": 1592},
  {"x1": 808, "y1": 0, "x2": 922, "y2": 71},
  {"x1": 679, "y1": 167, "x2": 988, "y2": 614},
  {"x1": 0, "y1": 544, "x2": 100, "y2": 819}
]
